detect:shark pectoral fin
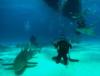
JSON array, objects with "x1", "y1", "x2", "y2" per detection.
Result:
[
  {"x1": 0, "y1": 59, "x2": 3, "y2": 61},
  {"x1": 4, "y1": 67, "x2": 14, "y2": 70},
  {"x1": 76, "y1": 27, "x2": 95, "y2": 36},
  {"x1": 2, "y1": 63, "x2": 14, "y2": 66},
  {"x1": 27, "y1": 62, "x2": 38, "y2": 64},
  {"x1": 26, "y1": 62, "x2": 38, "y2": 68},
  {"x1": 32, "y1": 56, "x2": 36, "y2": 58},
  {"x1": 26, "y1": 64, "x2": 37, "y2": 68},
  {"x1": 85, "y1": 28, "x2": 95, "y2": 36}
]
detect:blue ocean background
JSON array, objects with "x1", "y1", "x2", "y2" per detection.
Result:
[
  {"x1": 0, "y1": 0, "x2": 100, "y2": 44},
  {"x1": 0, "y1": 0, "x2": 100, "y2": 76}
]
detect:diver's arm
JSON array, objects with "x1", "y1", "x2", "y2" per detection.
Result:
[
  {"x1": 53, "y1": 40, "x2": 59, "y2": 48},
  {"x1": 53, "y1": 42, "x2": 58, "y2": 48}
]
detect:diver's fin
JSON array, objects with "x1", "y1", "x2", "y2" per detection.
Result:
[
  {"x1": 69, "y1": 58, "x2": 79, "y2": 62},
  {"x1": 52, "y1": 56, "x2": 79, "y2": 62}
]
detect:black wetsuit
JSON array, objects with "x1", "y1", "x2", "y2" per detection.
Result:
[{"x1": 54, "y1": 39, "x2": 72, "y2": 65}]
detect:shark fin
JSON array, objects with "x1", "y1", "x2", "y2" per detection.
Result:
[
  {"x1": 76, "y1": 27, "x2": 95, "y2": 36},
  {"x1": 26, "y1": 64, "x2": 37, "y2": 68},
  {"x1": 2, "y1": 63, "x2": 14, "y2": 66},
  {"x1": 27, "y1": 62, "x2": 38, "y2": 64},
  {"x1": 4, "y1": 67, "x2": 14, "y2": 70}
]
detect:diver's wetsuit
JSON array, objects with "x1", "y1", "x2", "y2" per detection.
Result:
[
  {"x1": 30, "y1": 35, "x2": 36, "y2": 44},
  {"x1": 54, "y1": 39, "x2": 72, "y2": 65}
]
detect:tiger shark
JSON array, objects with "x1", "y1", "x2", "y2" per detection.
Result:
[
  {"x1": 2, "y1": 48, "x2": 38, "y2": 75},
  {"x1": 43, "y1": 0, "x2": 95, "y2": 36}
]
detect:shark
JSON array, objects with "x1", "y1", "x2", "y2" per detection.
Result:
[
  {"x1": 43, "y1": 0, "x2": 95, "y2": 36},
  {"x1": 2, "y1": 48, "x2": 38, "y2": 75},
  {"x1": 0, "y1": 44, "x2": 11, "y2": 52},
  {"x1": 44, "y1": 0, "x2": 59, "y2": 11}
]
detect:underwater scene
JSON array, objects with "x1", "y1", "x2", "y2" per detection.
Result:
[{"x1": 0, "y1": 0, "x2": 100, "y2": 76}]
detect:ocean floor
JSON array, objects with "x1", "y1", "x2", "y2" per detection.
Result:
[{"x1": 0, "y1": 41, "x2": 100, "y2": 76}]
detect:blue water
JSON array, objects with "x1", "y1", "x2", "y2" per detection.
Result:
[
  {"x1": 0, "y1": 0, "x2": 100, "y2": 43},
  {"x1": 0, "y1": 0, "x2": 100, "y2": 76}
]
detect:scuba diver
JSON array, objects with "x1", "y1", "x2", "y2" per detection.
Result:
[
  {"x1": 30, "y1": 35, "x2": 38, "y2": 46},
  {"x1": 29, "y1": 35, "x2": 41, "y2": 53},
  {"x1": 53, "y1": 37, "x2": 72, "y2": 65}
]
